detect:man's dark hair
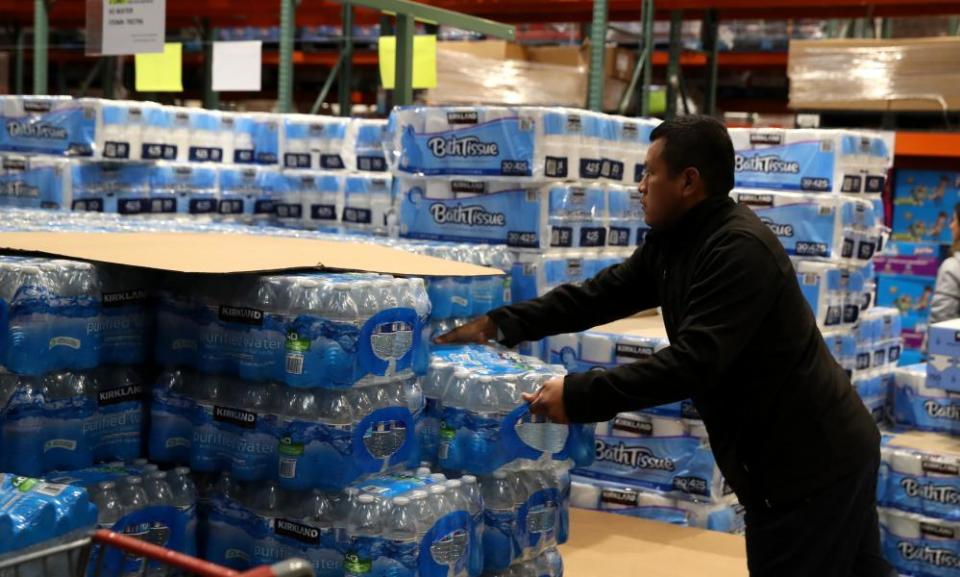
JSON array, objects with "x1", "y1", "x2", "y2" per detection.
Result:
[{"x1": 649, "y1": 115, "x2": 735, "y2": 197}]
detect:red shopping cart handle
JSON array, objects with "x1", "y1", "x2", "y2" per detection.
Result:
[{"x1": 92, "y1": 530, "x2": 315, "y2": 577}]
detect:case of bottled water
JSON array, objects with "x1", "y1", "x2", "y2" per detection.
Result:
[
  {"x1": 482, "y1": 548, "x2": 563, "y2": 577},
  {"x1": 0, "y1": 473, "x2": 98, "y2": 556},
  {"x1": 569, "y1": 474, "x2": 744, "y2": 534},
  {"x1": 202, "y1": 471, "x2": 485, "y2": 577},
  {"x1": 388, "y1": 106, "x2": 658, "y2": 183},
  {"x1": 425, "y1": 346, "x2": 594, "y2": 474},
  {"x1": 0, "y1": 154, "x2": 72, "y2": 210},
  {"x1": 0, "y1": 367, "x2": 146, "y2": 476},
  {"x1": 47, "y1": 461, "x2": 199, "y2": 571},
  {"x1": 150, "y1": 370, "x2": 423, "y2": 489},
  {"x1": 155, "y1": 272, "x2": 430, "y2": 388}
]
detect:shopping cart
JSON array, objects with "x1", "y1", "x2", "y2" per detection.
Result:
[{"x1": 0, "y1": 529, "x2": 315, "y2": 577}]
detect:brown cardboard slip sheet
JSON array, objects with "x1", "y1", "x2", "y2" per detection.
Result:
[
  {"x1": 0, "y1": 232, "x2": 501, "y2": 277},
  {"x1": 560, "y1": 509, "x2": 748, "y2": 577}
]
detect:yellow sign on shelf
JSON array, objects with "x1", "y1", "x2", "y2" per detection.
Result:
[
  {"x1": 135, "y1": 42, "x2": 183, "y2": 92},
  {"x1": 378, "y1": 35, "x2": 437, "y2": 89}
]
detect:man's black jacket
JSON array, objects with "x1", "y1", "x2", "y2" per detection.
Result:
[{"x1": 488, "y1": 194, "x2": 880, "y2": 511}]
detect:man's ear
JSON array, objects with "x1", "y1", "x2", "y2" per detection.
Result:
[{"x1": 682, "y1": 167, "x2": 702, "y2": 199}]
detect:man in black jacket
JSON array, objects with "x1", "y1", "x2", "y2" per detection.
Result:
[{"x1": 437, "y1": 116, "x2": 892, "y2": 576}]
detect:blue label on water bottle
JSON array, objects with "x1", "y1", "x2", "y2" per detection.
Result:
[{"x1": 357, "y1": 308, "x2": 419, "y2": 379}]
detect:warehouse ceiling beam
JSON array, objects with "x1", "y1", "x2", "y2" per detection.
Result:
[
  {"x1": 34, "y1": 0, "x2": 49, "y2": 94},
  {"x1": 311, "y1": 51, "x2": 345, "y2": 113},
  {"x1": 339, "y1": 3, "x2": 354, "y2": 116},
  {"x1": 278, "y1": 0, "x2": 298, "y2": 112},
  {"x1": 640, "y1": 0, "x2": 655, "y2": 116},
  {"x1": 328, "y1": 0, "x2": 515, "y2": 106},
  {"x1": 587, "y1": 0, "x2": 609, "y2": 111},
  {"x1": 665, "y1": 9, "x2": 682, "y2": 118},
  {"x1": 702, "y1": 8, "x2": 719, "y2": 116}
]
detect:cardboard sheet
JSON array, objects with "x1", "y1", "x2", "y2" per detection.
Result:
[
  {"x1": 561, "y1": 508, "x2": 747, "y2": 577},
  {"x1": 0, "y1": 232, "x2": 499, "y2": 277},
  {"x1": 592, "y1": 312, "x2": 667, "y2": 339},
  {"x1": 887, "y1": 430, "x2": 960, "y2": 457}
]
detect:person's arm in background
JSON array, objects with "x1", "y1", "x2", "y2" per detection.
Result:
[
  {"x1": 562, "y1": 233, "x2": 783, "y2": 422},
  {"x1": 930, "y1": 256, "x2": 960, "y2": 324},
  {"x1": 436, "y1": 245, "x2": 659, "y2": 346}
]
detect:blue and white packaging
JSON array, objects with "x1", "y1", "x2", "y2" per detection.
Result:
[
  {"x1": 879, "y1": 436, "x2": 960, "y2": 520},
  {"x1": 547, "y1": 329, "x2": 669, "y2": 374},
  {"x1": 348, "y1": 118, "x2": 389, "y2": 173},
  {"x1": 569, "y1": 475, "x2": 744, "y2": 534},
  {"x1": 217, "y1": 165, "x2": 285, "y2": 222},
  {"x1": 398, "y1": 178, "x2": 608, "y2": 249},
  {"x1": 70, "y1": 160, "x2": 153, "y2": 214},
  {"x1": 877, "y1": 272, "x2": 935, "y2": 332},
  {"x1": 892, "y1": 365, "x2": 960, "y2": 434},
  {"x1": 927, "y1": 320, "x2": 960, "y2": 392},
  {"x1": 343, "y1": 174, "x2": 394, "y2": 234},
  {"x1": 281, "y1": 115, "x2": 350, "y2": 171},
  {"x1": 274, "y1": 170, "x2": 342, "y2": 229},
  {"x1": 880, "y1": 508, "x2": 960, "y2": 577},
  {"x1": 607, "y1": 183, "x2": 648, "y2": 247},
  {"x1": 0, "y1": 154, "x2": 71, "y2": 209},
  {"x1": 185, "y1": 109, "x2": 225, "y2": 163},
  {"x1": 729, "y1": 128, "x2": 890, "y2": 193},
  {"x1": 0, "y1": 474, "x2": 98, "y2": 556},
  {"x1": 510, "y1": 251, "x2": 625, "y2": 303},
  {"x1": 140, "y1": 105, "x2": 179, "y2": 162},
  {"x1": 795, "y1": 260, "x2": 865, "y2": 328},
  {"x1": 823, "y1": 329, "x2": 857, "y2": 378},
  {"x1": 734, "y1": 189, "x2": 880, "y2": 262},
  {"x1": 147, "y1": 162, "x2": 220, "y2": 216}
]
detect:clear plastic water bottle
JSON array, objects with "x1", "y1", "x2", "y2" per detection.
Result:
[
  {"x1": 0, "y1": 375, "x2": 46, "y2": 476},
  {"x1": 119, "y1": 476, "x2": 150, "y2": 576},
  {"x1": 384, "y1": 496, "x2": 418, "y2": 577},
  {"x1": 303, "y1": 489, "x2": 335, "y2": 529},
  {"x1": 345, "y1": 494, "x2": 381, "y2": 577},
  {"x1": 465, "y1": 375, "x2": 503, "y2": 468},
  {"x1": 428, "y1": 484, "x2": 451, "y2": 521},
  {"x1": 41, "y1": 371, "x2": 96, "y2": 471},
  {"x1": 334, "y1": 487, "x2": 361, "y2": 531},
  {"x1": 92, "y1": 481, "x2": 124, "y2": 529},
  {"x1": 483, "y1": 471, "x2": 518, "y2": 573},
  {"x1": 461, "y1": 475, "x2": 485, "y2": 577},
  {"x1": 409, "y1": 489, "x2": 433, "y2": 537}
]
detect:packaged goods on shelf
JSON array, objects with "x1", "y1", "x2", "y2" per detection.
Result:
[
  {"x1": 146, "y1": 162, "x2": 221, "y2": 217},
  {"x1": 423, "y1": 345, "x2": 594, "y2": 474},
  {"x1": 280, "y1": 114, "x2": 350, "y2": 171},
  {"x1": 733, "y1": 189, "x2": 882, "y2": 263},
  {"x1": 216, "y1": 165, "x2": 285, "y2": 222},
  {"x1": 274, "y1": 170, "x2": 344, "y2": 230},
  {"x1": 927, "y1": 320, "x2": 960, "y2": 392},
  {"x1": 150, "y1": 371, "x2": 423, "y2": 489},
  {"x1": 348, "y1": 118, "x2": 390, "y2": 173},
  {"x1": 893, "y1": 365, "x2": 960, "y2": 435},
  {"x1": 343, "y1": 173, "x2": 394, "y2": 234},
  {"x1": 0, "y1": 367, "x2": 147, "y2": 476},
  {"x1": 47, "y1": 462, "x2": 198, "y2": 564},
  {"x1": 875, "y1": 243, "x2": 940, "y2": 339},
  {"x1": 892, "y1": 170, "x2": 960, "y2": 244},
  {"x1": 0, "y1": 473, "x2": 97, "y2": 556},
  {"x1": 0, "y1": 154, "x2": 72, "y2": 210},
  {"x1": 69, "y1": 160, "x2": 152, "y2": 214},
  {"x1": 879, "y1": 507, "x2": 960, "y2": 577},
  {"x1": 728, "y1": 127, "x2": 891, "y2": 194},
  {"x1": 879, "y1": 432, "x2": 960, "y2": 520},
  {"x1": 795, "y1": 260, "x2": 867, "y2": 329},
  {"x1": 155, "y1": 272, "x2": 431, "y2": 388},
  {"x1": 545, "y1": 324, "x2": 669, "y2": 374},
  {"x1": 509, "y1": 250, "x2": 628, "y2": 305},
  {"x1": 389, "y1": 106, "x2": 659, "y2": 182},
  {"x1": 569, "y1": 475, "x2": 744, "y2": 534}
]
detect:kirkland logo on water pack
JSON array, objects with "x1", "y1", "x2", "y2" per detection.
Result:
[
  {"x1": 429, "y1": 203, "x2": 506, "y2": 227},
  {"x1": 427, "y1": 136, "x2": 499, "y2": 158},
  {"x1": 218, "y1": 305, "x2": 264, "y2": 326},
  {"x1": 102, "y1": 290, "x2": 149, "y2": 307},
  {"x1": 595, "y1": 439, "x2": 675, "y2": 471},
  {"x1": 274, "y1": 518, "x2": 321, "y2": 544},
  {"x1": 899, "y1": 478, "x2": 960, "y2": 505},
  {"x1": 213, "y1": 406, "x2": 258, "y2": 428},
  {"x1": 734, "y1": 155, "x2": 800, "y2": 174},
  {"x1": 97, "y1": 384, "x2": 144, "y2": 406}
]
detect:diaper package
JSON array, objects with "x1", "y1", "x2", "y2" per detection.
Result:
[
  {"x1": 729, "y1": 127, "x2": 891, "y2": 193},
  {"x1": 733, "y1": 189, "x2": 881, "y2": 262}
]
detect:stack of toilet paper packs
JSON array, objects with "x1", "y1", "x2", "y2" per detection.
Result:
[
  {"x1": 0, "y1": 96, "x2": 392, "y2": 234},
  {"x1": 388, "y1": 106, "x2": 660, "y2": 353}
]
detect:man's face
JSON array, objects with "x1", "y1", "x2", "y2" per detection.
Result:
[{"x1": 639, "y1": 138, "x2": 687, "y2": 230}]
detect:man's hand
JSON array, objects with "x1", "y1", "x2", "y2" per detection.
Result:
[
  {"x1": 522, "y1": 376, "x2": 568, "y2": 424},
  {"x1": 434, "y1": 316, "x2": 498, "y2": 345}
]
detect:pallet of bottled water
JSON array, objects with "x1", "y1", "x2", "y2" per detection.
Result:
[
  {"x1": 0, "y1": 367, "x2": 146, "y2": 476},
  {"x1": 46, "y1": 461, "x2": 198, "y2": 575},
  {"x1": 0, "y1": 473, "x2": 97, "y2": 558},
  {"x1": 422, "y1": 346, "x2": 594, "y2": 475},
  {"x1": 150, "y1": 370, "x2": 425, "y2": 490},
  {"x1": 155, "y1": 272, "x2": 431, "y2": 389}
]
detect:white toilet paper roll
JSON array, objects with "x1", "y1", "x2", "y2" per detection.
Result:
[
  {"x1": 424, "y1": 108, "x2": 453, "y2": 133},
  {"x1": 579, "y1": 333, "x2": 615, "y2": 365},
  {"x1": 570, "y1": 481, "x2": 602, "y2": 510},
  {"x1": 593, "y1": 421, "x2": 610, "y2": 437},
  {"x1": 548, "y1": 333, "x2": 579, "y2": 358},
  {"x1": 891, "y1": 449, "x2": 924, "y2": 476},
  {"x1": 686, "y1": 421, "x2": 709, "y2": 440},
  {"x1": 633, "y1": 491, "x2": 675, "y2": 510},
  {"x1": 419, "y1": 179, "x2": 453, "y2": 200},
  {"x1": 884, "y1": 510, "x2": 922, "y2": 539},
  {"x1": 652, "y1": 416, "x2": 687, "y2": 438}
]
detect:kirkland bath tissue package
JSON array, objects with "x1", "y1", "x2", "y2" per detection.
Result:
[
  {"x1": 0, "y1": 154, "x2": 71, "y2": 209},
  {"x1": 896, "y1": 364, "x2": 960, "y2": 434},
  {"x1": 389, "y1": 106, "x2": 659, "y2": 182},
  {"x1": 879, "y1": 437, "x2": 960, "y2": 521},
  {"x1": 398, "y1": 178, "x2": 609, "y2": 249},
  {"x1": 280, "y1": 114, "x2": 350, "y2": 171},
  {"x1": 795, "y1": 260, "x2": 866, "y2": 329},
  {"x1": 733, "y1": 189, "x2": 881, "y2": 262},
  {"x1": 70, "y1": 160, "x2": 152, "y2": 214},
  {"x1": 880, "y1": 508, "x2": 960, "y2": 577},
  {"x1": 927, "y1": 320, "x2": 960, "y2": 392},
  {"x1": 729, "y1": 127, "x2": 891, "y2": 193},
  {"x1": 570, "y1": 474, "x2": 744, "y2": 534},
  {"x1": 510, "y1": 250, "x2": 628, "y2": 304},
  {"x1": 274, "y1": 170, "x2": 343, "y2": 230}
]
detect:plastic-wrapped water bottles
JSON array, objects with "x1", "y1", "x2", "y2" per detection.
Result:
[{"x1": 0, "y1": 475, "x2": 98, "y2": 556}]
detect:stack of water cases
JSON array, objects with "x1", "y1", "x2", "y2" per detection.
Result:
[
  {"x1": 541, "y1": 325, "x2": 744, "y2": 534},
  {"x1": 876, "y1": 432, "x2": 960, "y2": 577},
  {"x1": 422, "y1": 345, "x2": 593, "y2": 577},
  {"x1": 728, "y1": 126, "x2": 900, "y2": 420},
  {"x1": 0, "y1": 96, "x2": 392, "y2": 232},
  {"x1": 0, "y1": 257, "x2": 152, "y2": 477},
  {"x1": 388, "y1": 106, "x2": 660, "y2": 356}
]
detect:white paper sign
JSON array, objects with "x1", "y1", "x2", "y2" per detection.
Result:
[
  {"x1": 86, "y1": 0, "x2": 166, "y2": 56},
  {"x1": 212, "y1": 41, "x2": 263, "y2": 92}
]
